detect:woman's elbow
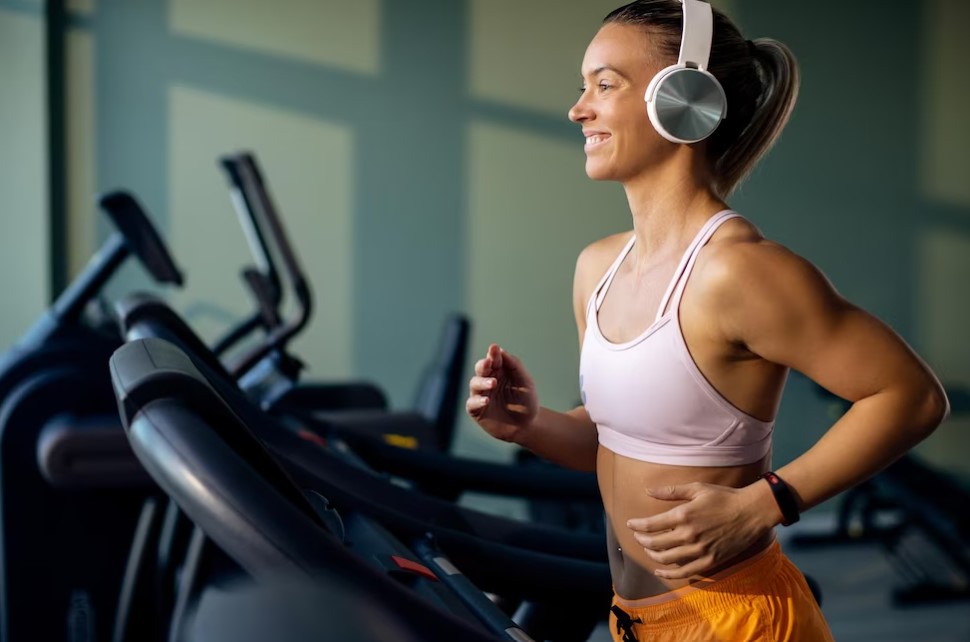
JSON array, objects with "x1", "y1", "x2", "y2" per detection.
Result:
[{"x1": 914, "y1": 378, "x2": 950, "y2": 438}]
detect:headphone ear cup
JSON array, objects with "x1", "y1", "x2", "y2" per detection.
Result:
[{"x1": 645, "y1": 66, "x2": 726, "y2": 144}]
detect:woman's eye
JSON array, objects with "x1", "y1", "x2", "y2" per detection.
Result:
[{"x1": 577, "y1": 82, "x2": 613, "y2": 93}]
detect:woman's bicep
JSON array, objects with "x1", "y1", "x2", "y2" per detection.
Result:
[
  {"x1": 770, "y1": 304, "x2": 932, "y2": 404},
  {"x1": 731, "y1": 247, "x2": 938, "y2": 405}
]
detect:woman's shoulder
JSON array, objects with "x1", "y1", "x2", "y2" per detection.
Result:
[
  {"x1": 704, "y1": 216, "x2": 808, "y2": 275},
  {"x1": 696, "y1": 217, "x2": 832, "y2": 309},
  {"x1": 577, "y1": 231, "x2": 633, "y2": 269},
  {"x1": 572, "y1": 231, "x2": 633, "y2": 310},
  {"x1": 574, "y1": 231, "x2": 632, "y2": 284}
]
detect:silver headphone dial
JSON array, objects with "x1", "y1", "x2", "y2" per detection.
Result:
[{"x1": 653, "y1": 68, "x2": 726, "y2": 142}]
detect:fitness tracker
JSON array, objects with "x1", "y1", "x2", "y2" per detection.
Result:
[{"x1": 761, "y1": 471, "x2": 801, "y2": 526}]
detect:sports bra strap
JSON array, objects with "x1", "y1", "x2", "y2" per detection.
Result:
[
  {"x1": 662, "y1": 210, "x2": 740, "y2": 316},
  {"x1": 591, "y1": 235, "x2": 636, "y2": 313}
]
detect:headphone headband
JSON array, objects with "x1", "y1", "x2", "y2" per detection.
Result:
[
  {"x1": 678, "y1": 0, "x2": 714, "y2": 70},
  {"x1": 643, "y1": 0, "x2": 726, "y2": 144}
]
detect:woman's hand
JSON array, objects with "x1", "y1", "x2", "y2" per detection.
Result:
[
  {"x1": 626, "y1": 481, "x2": 781, "y2": 579},
  {"x1": 466, "y1": 344, "x2": 540, "y2": 443}
]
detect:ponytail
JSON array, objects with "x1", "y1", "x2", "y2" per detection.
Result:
[{"x1": 710, "y1": 39, "x2": 800, "y2": 196}]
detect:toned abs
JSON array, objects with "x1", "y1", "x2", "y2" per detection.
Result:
[{"x1": 598, "y1": 448, "x2": 774, "y2": 598}]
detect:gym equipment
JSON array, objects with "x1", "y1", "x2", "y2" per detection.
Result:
[
  {"x1": 109, "y1": 337, "x2": 534, "y2": 641},
  {"x1": 110, "y1": 290, "x2": 484, "y2": 639},
  {"x1": 109, "y1": 336, "x2": 612, "y2": 640},
  {"x1": 644, "y1": 0, "x2": 727, "y2": 144},
  {"x1": 116, "y1": 151, "x2": 466, "y2": 453},
  {"x1": 215, "y1": 151, "x2": 470, "y2": 451},
  {"x1": 178, "y1": 156, "x2": 591, "y2": 502},
  {"x1": 214, "y1": 152, "x2": 384, "y2": 410},
  {"x1": 114, "y1": 290, "x2": 601, "y2": 552},
  {"x1": 0, "y1": 192, "x2": 182, "y2": 642},
  {"x1": 215, "y1": 152, "x2": 314, "y2": 386},
  {"x1": 790, "y1": 385, "x2": 970, "y2": 606},
  {"x1": 117, "y1": 289, "x2": 601, "y2": 519},
  {"x1": 181, "y1": 575, "x2": 423, "y2": 642}
]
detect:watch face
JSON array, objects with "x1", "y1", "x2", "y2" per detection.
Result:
[{"x1": 653, "y1": 68, "x2": 726, "y2": 141}]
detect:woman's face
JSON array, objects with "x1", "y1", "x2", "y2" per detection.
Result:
[{"x1": 568, "y1": 23, "x2": 672, "y2": 182}]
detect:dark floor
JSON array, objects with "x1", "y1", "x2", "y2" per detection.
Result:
[
  {"x1": 778, "y1": 515, "x2": 970, "y2": 642},
  {"x1": 585, "y1": 512, "x2": 970, "y2": 642}
]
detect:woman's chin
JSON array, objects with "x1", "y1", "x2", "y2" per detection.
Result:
[{"x1": 584, "y1": 162, "x2": 615, "y2": 182}]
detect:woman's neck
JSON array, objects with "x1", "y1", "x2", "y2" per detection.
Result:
[{"x1": 622, "y1": 156, "x2": 727, "y2": 265}]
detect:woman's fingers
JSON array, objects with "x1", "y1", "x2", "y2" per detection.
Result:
[
  {"x1": 488, "y1": 344, "x2": 503, "y2": 369},
  {"x1": 469, "y1": 376, "x2": 496, "y2": 394},
  {"x1": 474, "y1": 357, "x2": 489, "y2": 377},
  {"x1": 640, "y1": 541, "x2": 704, "y2": 566},
  {"x1": 465, "y1": 395, "x2": 490, "y2": 417},
  {"x1": 632, "y1": 528, "x2": 682, "y2": 552},
  {"x1": 475, "y1": 344, "x2": 504, "y2": 377},
  {"x1": 654, "y1": 554, "x2": 717, "y2": 580}
]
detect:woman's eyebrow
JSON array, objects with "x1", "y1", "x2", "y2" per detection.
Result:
[{"x1": 580, "y1": 65, "x2": 628, "y2": 81}]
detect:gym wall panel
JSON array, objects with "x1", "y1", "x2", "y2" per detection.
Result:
[
  {"x1": 169, "y1": 0, "x2": 381, "y2": 75},
  {"x1": 167, "y1": 85, "x2": 355, "y2": 379},
  {"x1": 461, "y1": 119, "x2": 629, "y2": 461},
  {"x1": 468, "y1": 0, "x2": 623, "y2": 117},
  {"x1": 66, "y1": 28, "x2": 97, "y2": 280},
  {"x1": 468, "y1": 0, "x2": 741, "y2": 118},
  {"x1": 919, "y1": 0, "x2": 970, "y2": 208},
  {"x1": 915, "y1": 228, "x2": 970, "y2": 471},
  {"x1": 0, "y1": 9, "x2": 49, "y2": 350},
  {"x1": 67, "y1": 0, "x2": 94, "y2": 14}
]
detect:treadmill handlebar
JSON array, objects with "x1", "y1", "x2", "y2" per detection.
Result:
[
  {"x1": 219, "y1": 152, "x2": 313, "y2": 378},
  {"x1": 50, "y1": 191, "x2": 183, "y2": 326}
]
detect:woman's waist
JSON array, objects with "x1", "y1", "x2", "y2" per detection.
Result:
[
  {"x1": 595, "y1": 445, "x2": 768, "y2": 505},
  {"x1": 597, "y1": 446, "x2": 771, "y2": 598},
  {"x1": 606, "y1": 521, "x2": 777, "y2": 600},
  {"x1": 612, "y1": 535, "x2": 780, "y2": 605}
]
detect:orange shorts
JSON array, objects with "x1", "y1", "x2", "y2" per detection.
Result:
[{"x1": 608, "y1": 541, "x2": 833, "y2": 642}]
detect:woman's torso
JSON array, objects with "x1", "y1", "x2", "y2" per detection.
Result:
[
  {"x1": 579, "y1": 213, "x2": 788, "y2": 599},
  {"x1": 597, "y1": 447, "x2": 774, "y2": 597}
]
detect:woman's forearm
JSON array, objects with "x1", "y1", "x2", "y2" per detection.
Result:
[
  {"x1": 756, "y1": 381, "x2": 949, "y2": 526},
  {"x1": 513, "y1": 405, "x2": 599, "y2": 472}
]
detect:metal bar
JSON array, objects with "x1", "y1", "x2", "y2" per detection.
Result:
[{"x1": 46, "y1": 0, "x2": 67, "y2": 299}]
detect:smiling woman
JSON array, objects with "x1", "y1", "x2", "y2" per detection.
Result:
[{"x1": 466, "y1": 1, "x2": 949, "y2": 641}]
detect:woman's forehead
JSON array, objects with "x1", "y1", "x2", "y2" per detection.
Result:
[{"x1": 581, "y1": 23, "x2": 658, "y2": 77}]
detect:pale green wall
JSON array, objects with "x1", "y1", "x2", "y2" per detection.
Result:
[
  {"x1": 1, "y1": 0, "x2": 968, "y2": 479},
  {"x1": 0, "y1": 8, "x2": 49, "y2": 350}
]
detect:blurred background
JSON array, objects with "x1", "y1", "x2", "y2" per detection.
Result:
[{"x1": 1, "y1": 0, "x2": 967, "y2": 481}]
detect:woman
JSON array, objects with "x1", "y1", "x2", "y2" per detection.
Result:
[{"x1": 466, "y1": 1, "x2": 949, "y2": 641}]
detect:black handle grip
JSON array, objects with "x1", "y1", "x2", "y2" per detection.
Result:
[
  {"x1": 98, "y1": 191, "x2": 184, "y2": 287},
  {"x1": 242, "y1": 267, "x2": 282, "y2": 329}
]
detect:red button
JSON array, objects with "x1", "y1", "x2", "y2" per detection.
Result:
[
  {"x1": 390, "y1": 556, "x2": 438, "y2": 581},
  {"x1": 297, "y1": 429, "x2": 327, "y2": 447}
]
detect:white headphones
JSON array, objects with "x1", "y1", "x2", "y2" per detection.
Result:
[{"x1": 644, "y1": 0, "x2": 727, "y2": 144}]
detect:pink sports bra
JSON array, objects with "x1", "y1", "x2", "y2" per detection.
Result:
[{"x1": 579, "y1": 210, "x2": 774, "y2": 467}]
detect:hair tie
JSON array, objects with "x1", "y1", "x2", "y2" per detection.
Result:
[{"x1": 746, "y1": 39, "x2": 758, "y2": 56}]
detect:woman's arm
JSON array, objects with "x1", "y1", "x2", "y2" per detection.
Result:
[
  {"x1": 727, "y1": 241, "x2": 948, "y2": 514},
  {"x1": 513, "y1": 405, "x2": 599, "y2": 472},
  {"x1": 465, "y1": 239, "x2": 617, "y2": 472},
  {"x1": 629, "y1": 239, "x2": 949, "y2": 579}
]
